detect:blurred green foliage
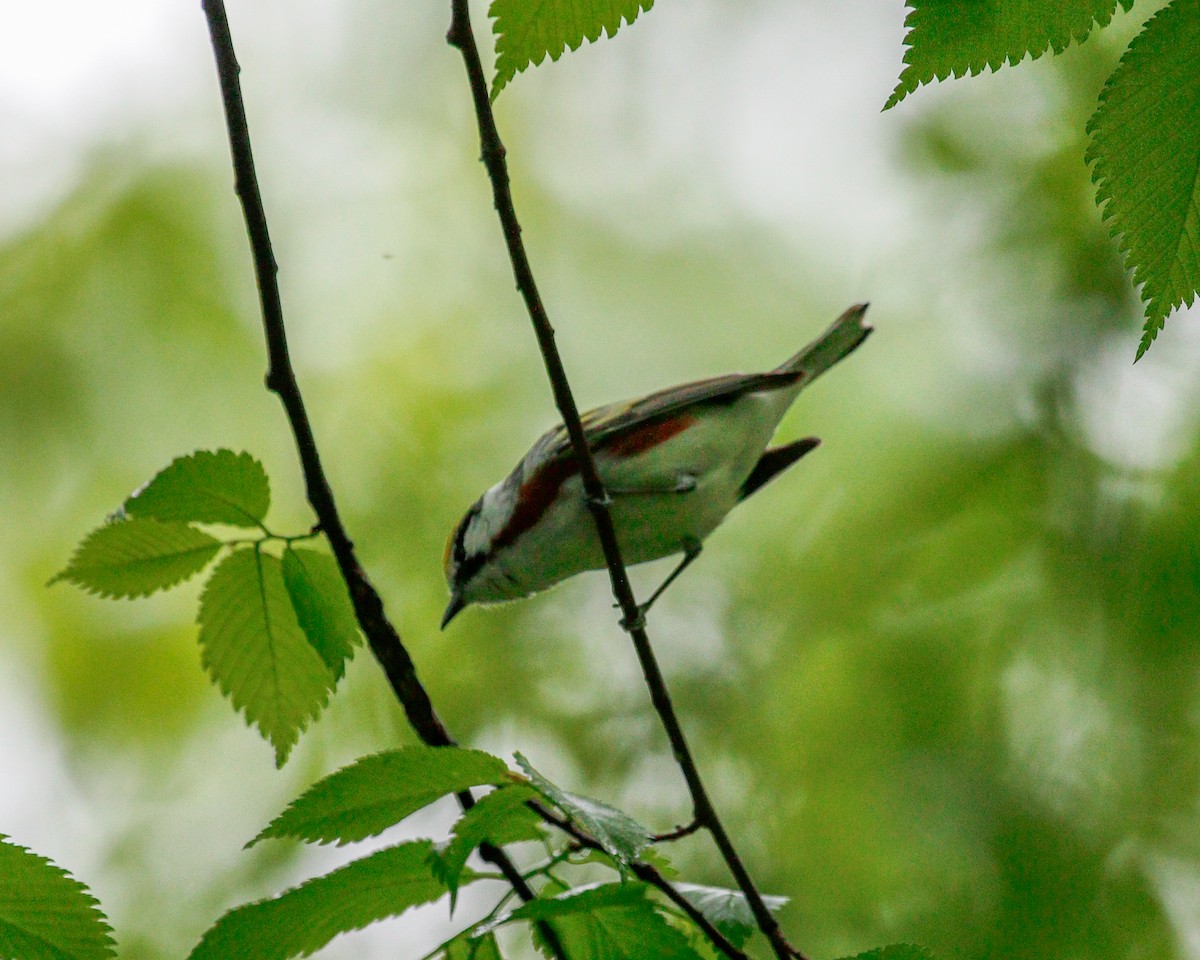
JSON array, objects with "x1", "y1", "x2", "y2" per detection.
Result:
[{"x1": 4, "y1": 2, "x2": 1199, "y2": 959}]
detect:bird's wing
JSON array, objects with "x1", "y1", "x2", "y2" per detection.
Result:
[{"x1": 528, "y1": 369, "x2": 803, "y2": 469}]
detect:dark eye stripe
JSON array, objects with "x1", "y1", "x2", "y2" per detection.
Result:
[
  {"x1": 456, "y1": 550, "x2": 487, "y2": 586},
  {"x1": 453, "y1": 499, "x2": 482, "y2": 566}
]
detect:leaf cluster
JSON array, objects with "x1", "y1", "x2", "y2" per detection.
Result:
[
  {"x1": 884, "y1": 0, "x2": 1200, "y2": 356},
  {"x1": 489, "y1": 0, "x2": 1200, "y2": 356},
  {"x1": 184, "y1": 746, "x2": 901, "y2": 960},
  {"x1": 52, "y1": 450, "x2": 360, "y2": 766}
]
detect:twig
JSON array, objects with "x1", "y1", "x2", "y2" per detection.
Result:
[
  {"x1": 200, "y1": 0, "x2": 446, "y2": 747},
  {"x1": 198, "y1": 5, "x2": 567, "y2": 959},
  {"x1": 652, "y1": 819, "x2": 703, "y2": 843},
  {"x1": 444, "y1": 4, "x2": 807, "y2": 960}
]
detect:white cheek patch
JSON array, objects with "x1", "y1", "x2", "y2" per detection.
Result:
[{"x1": 463, "y1": 481, "x2": 516, "y2": 557}]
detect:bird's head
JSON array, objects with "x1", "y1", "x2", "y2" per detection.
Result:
[
  {"x1": 441, "y1": 475, "x2": 528, "y2": 628},
  {"x1": 442, "y1": 496, "x2": 486, "y2": 628}
]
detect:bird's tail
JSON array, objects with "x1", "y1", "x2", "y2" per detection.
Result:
[{"x1": 776, "y1": 303, "x2": 872, "y2": 381}]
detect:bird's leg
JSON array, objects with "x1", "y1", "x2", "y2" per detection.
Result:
[
  {"x1": 641, "y1": 536, "x2": 703, "y2": 612},
  {"x1": 619, "y1": 536, "x2": 704, "y2": 630}
]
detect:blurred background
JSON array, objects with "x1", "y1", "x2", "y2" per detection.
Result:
[{"x1": 3, "y1": 0, "x2": 1199, "y2": 957}]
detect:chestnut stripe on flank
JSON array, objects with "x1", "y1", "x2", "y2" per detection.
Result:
[
  {"x1": 491, "y1": 413, "x2": 695, "y2": 553},
  {"x1": 601, "y1": 412, "x2": 696, "y2": 458},
  {"x1": 493, "y1": 457, "x2": 579, "y2": 552}
]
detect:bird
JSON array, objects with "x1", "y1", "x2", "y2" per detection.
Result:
[{"x1": 441, "y1": 304, "x2": 871, "y2": 628}]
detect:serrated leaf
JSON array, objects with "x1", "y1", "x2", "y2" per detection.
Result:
[
  {"x1": 511, "y1": 883, "x2": 703, "y2": 960},
  {"x1": 199, "y1": 548, "x2": 336, "y2": 767},
  {"x1": 252, "y1": 746, "x2": 510, "y2": 846},
  {"x1": 124, "y1": 449, "x2": 270, "y2": 527},
  {"x1": 281, "y1": 547, "x2": 360, "y2": 680},
  {"x1": 515, "y1": 753, "x2": 649, "y2": 866},
  {"x1": 636, "y1": 846, "x2": 678, "y2": 880},
  {"x1": 438, "y1": 931, "x2": 503, "y2": 960},
  {"x1": 510, "y1": 881, "x2": 647, "y2": 922},
  {"x1": 436, "y1": 784, "x2": 544, "y2": 909},
  {"x1": 1085, "y1": 0, "x2": 1200, "y2": 358},
  {"x1": 187, "y1": 841, "x2": 448, "y2": 960},
  {"x1": 672, "y1": 883, "x2": 788, "y2": 950},
  {"x1": 490, "y1": 0, "x2": 653, "y2": 100},
  {"x1": 0, "y1": 835, "x2": 116, "y2": 960},
  {"x1": 50, "y1": 519, "x2": 220, "y2": 598},
  {"x1": 885, "y1": 0, "x2": 1134, "y2": 109},
  {"x1": 837, "y1": 946, "x2": 937, "y2": 960}
]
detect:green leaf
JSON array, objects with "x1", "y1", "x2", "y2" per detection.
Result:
[
  {"x1": 437, "y1": 931, "x2": 502, "y2": 960},
  {"x1": 635, "y1": 846, "x2": 678, "y2": 880},
  {"x1": 50, "y1": 519, "x2": 220, "y2": 598},
  {"x1": 515, "y1": 753, "x2": 649, "y2": 867},
  {"x1": 124, "y1": 449, "x2": 270, "y2": 527},
  {"x1": 436, "y1": 784, "x2": 545, "y2": 908},
  {"x1": 509, "y1": 881, "x2": 646, "y2": 921},
  {"x1": 671, "y1": 883, "x2": 788, "y2": 950},
  {"x1": 1085, "y1": 0, "x2": 1200, "y2": 358},
  {"x1": 0, "y1": 835, "x2": 116, "y2": 960},
  {"x1": 281, "y1": 547, "x2": 360, "y2": 680},
  {"x1": 252, "y1": 746, "x2": 511, "y2": 846},
  {"x1": 885, "y1": 0, "x2": 1134, "y2": 109},
  {"x1": 187, "y1": 841, "x2": 448, "y2": 960},
  {"x1": 511, "y1": 883, "x2": 703, "y2": 960},
  {"x1": 837, "y1": 947, "x2": 937, "y2": 960},
  {"x1": 490, "y1": 0, "x2": 653, "y2": 100},
  {"x1": 199, "y1": 548, "x2": 336, "y2": 767}
]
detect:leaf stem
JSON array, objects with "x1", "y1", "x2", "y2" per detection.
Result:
[
  {"x1": 444, "y1": 4, "x2": 808, "y2": 960},
  {"x1": 652, "y1": 819, "x2": 703, "y2": 843},
  {"x1": 223, "y1": 529, "x2": 324, "y2": 550}
]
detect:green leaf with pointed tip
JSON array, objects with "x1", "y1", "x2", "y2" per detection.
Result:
[
  {"x1": 50, "y1": 519, "x2": 220, "y2": 598},
  {"x1": 199, "y1": 548, "x2": 336, "y2": 767},
  {"x1": 187, "y1": 841, "x2": 450, "y2": 960},
  {"x1": 124, "y1": 449, "x2": 270, "y2": 527},
  {"x1": 253, "y1": 746, "x2": 511, "y2": 846},
  {"x1": 515, "y1": 753, "x2": 649, "y2": 867},
  {"x1": 837, "y1": 947, "x2": 937, "y2": 960},
  {"x1": 435, "y1": 784, "x2": 544, "y2": 909},
  {"x1": 885, "y1": 0, "x2": 1133, "y2": 109},
  {"x1": 672, "y1": 883, "x2": 789, "y2": 950},
  {"x1": 1085, "y1": 0, "x2": 1200, "y2": 358},
  {"x1": 0, "y1": 836, "x2": 116, "y2": 960},
  {"x1": 512, "y1": 883, "x2": 703, "y2": 960},
  {"x1": 437, "y1": 931, "x2": 502, "y2": 960},
  {"x1": 509, "y1": 881, "x2": 647, "y2": 922},
  {"x1": 636, "y1": 846, "x2": 678, "y2": 880},
  {"x1": 281, "y1": 547, "x2": 360, "y2": 680},
  {"x1": 490, "y1": 0, "x2": 653, "y2": 100}
]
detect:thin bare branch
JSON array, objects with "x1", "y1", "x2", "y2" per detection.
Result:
[
  {"x1": 444, "y1": 3, "x2": 806, "y2": 958},
  {"x1": 653, "y1": 820, "x2": 704, "y2": 843},
  {"x1": 198, "y1": 4, "x2": 566, "y2": 958}
]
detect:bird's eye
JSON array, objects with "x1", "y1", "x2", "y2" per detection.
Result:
[{"x1": 445, "y1": 498, "x2": 483, "y2": 578}]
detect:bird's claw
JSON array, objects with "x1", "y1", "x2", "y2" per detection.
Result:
[{"x1": 619, "y1": 605, "x2": 647, "y2": 633}]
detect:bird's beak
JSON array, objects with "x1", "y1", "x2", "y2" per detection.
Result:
[{"x1": 441, "y1": 591, "x2": 466, "y2": 630}]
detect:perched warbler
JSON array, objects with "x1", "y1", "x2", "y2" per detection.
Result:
[{"x1": 442, "y1": 304, "x2": 871, "y2": 628}]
